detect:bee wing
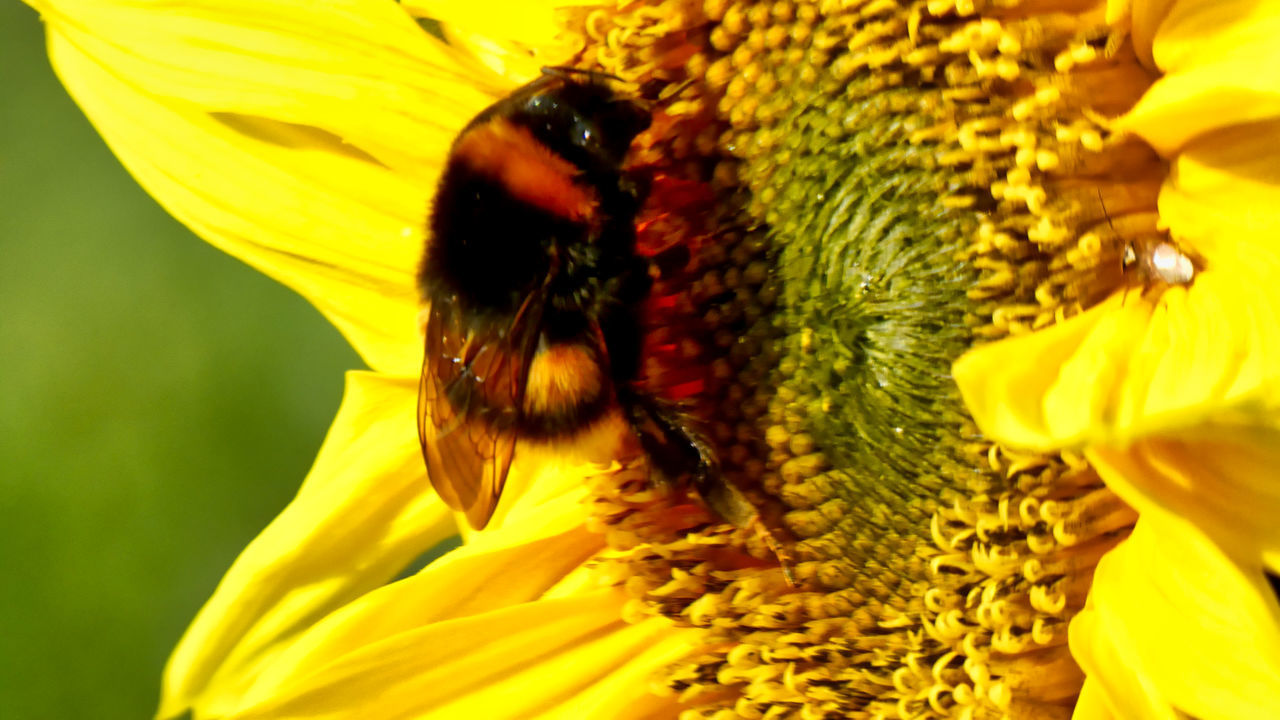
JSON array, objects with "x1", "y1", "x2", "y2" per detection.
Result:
[{"x1": 418, "y1": 294, "x2": 542, "y2": 530}]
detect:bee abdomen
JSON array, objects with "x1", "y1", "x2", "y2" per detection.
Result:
[{"x1": 519, "y1": 341, "x2": 613, "y2": 439}]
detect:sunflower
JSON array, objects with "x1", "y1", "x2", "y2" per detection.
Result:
[{"x1": 28, "y1": 0, "x2": 1280, "y2": 717}]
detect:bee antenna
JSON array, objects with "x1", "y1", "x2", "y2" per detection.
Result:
[
  {"x1": 541, "y1": 65, "x2": 625, "y2": 83},
  {"x1": 1097, "y1": 187, "x2": 1116, "y2": 232},
  {"x1": 1099, "y1": 187, "x2": 1139, "y2": 306},
  {"x1": 1098, "y1": 187, "x2": 1132, "y2": 266}
]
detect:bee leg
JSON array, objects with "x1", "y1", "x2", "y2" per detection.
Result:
[
  {"x1": 696, "y1": 474, "x2": 796, "y2": 587},
  {"x1": 621, "y1": 391, "x2": 796, "y2": 586},
  {"x1": 619, "y1": 390, "x2": 708, "y2": 489},
  {"x1": 751, "y1": 518, "x2": 797, "y2": 587}
]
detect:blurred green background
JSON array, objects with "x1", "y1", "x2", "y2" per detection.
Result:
[{"x1": 1, "y1": 4, "x2": 362, "y2": 718}]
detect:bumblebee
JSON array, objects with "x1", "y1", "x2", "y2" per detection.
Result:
[{"x1": 416, "y1": 69, "x2": 746, "y2": 534}]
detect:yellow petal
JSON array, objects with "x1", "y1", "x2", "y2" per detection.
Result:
[
  {"x1": 35, "y1": 0, "x2": 500, "y2": 373},
  {"x1": 235, "y1": 502, "x2": 606, "y2": 709},
  {"x1": 231, "y1": 590, "x2": 693, "y2": 720},
  {"x1": 1069, "y1": 608, "x2": 1175, "y2": 720},
  {"x1": 1106, "y1": 0, "x2": 1175, "y2": 71},
  {"x1": 183, "y1": 396, "x2": 647, "y2": 716},
  {"x1": 1162, "y1": 119, "x2": 1280, "y2": 253},
  {"x1": 1069, "y1": 513, "x2": 1280, "y2": 719},
  {"x1": 1125, "y1": 118, "x2": 1280, "y2": 430},
  {"x1": 407, "y1": 0, "x2": 567, "y2": 47},
  {"x1": 36, "y1": 0, "x2": 490, "y2": 178},
  {"x1": 160, "y1": 372, "x2": 454, "y2": 719},
  {"x1": 1072, "y1": 676, "x2": 1128, "y2": 720},
  {"x1": 953, "y1": 297, "x2": 1152, "y2": 451},
  {"x1": 403, "y1": 0, "x2": 586, "y2": 89},
  {"x1": 955, "y1": 272, "x2": 1279, "y2": 450},
  {"x1": 1117, "y1": 0, "x2": 1280, "y2": 155},
  {"x1": 1087, "y1": 427, "x2": 1280, "y2": 577},
  {"x1": 1106, "y1": 268, "x2": 1277, "y2": 435},
  {"x1": 951, "y1": 304, "x2": 1103, "y2": 451}
]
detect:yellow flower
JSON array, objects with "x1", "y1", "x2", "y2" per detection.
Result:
[{"x1": 29, "y1": 0, "x2": 1280, "y2": 718}]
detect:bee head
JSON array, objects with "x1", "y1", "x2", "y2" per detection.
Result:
[{"x1": 509, "y1": 70, "x2": 651, "y2": 179}]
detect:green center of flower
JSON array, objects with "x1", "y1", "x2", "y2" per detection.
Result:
[{"x1": 763, "y1": 79, "x2": 979, "y2": 489}]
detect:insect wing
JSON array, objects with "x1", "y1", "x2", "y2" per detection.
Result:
[{"x1": 418, "y1": 295, "x2": 540, "y2": 529}]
